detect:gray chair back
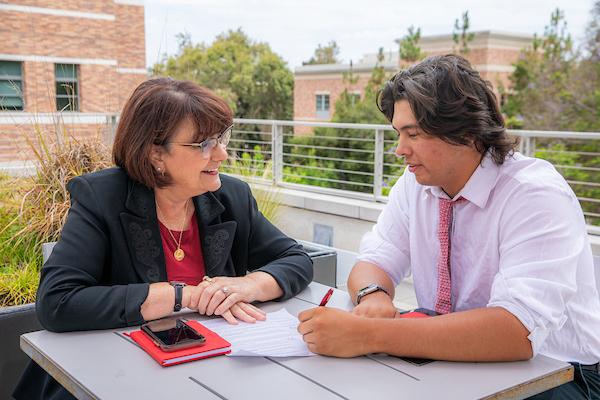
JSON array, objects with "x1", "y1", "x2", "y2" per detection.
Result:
[{"x1": 42, "y1": 241, "x2": 57, "y2": 264}]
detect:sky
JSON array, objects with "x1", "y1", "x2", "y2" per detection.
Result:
[{"x1": 144, "y1": 0, "x2": 595, "y2": 69}]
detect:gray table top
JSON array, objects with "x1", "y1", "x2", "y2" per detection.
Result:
[{"x1": 21, "y1": 282, "x2": 573, "y2": 400}]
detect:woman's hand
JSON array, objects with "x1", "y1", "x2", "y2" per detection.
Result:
[
  {"x1": 185, "y1": 275, "x2": 272, "y2": 324},
  {"x1": 219, "y1": 302, "x2": 266, "y2": 324},
  {"x1": 188, "y1": 276, "x2": 258, "y2": 314}
]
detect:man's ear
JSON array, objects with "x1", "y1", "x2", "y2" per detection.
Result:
[{"x1": 149, "y1": 144, "x2": 165, "y2": 170}]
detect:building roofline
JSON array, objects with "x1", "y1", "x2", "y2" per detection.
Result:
[
  {"x1": 295, "y1": 61, "x2": 397, "y2": 75},
  {"x1": 421, "y1": 30, "x2": 533, "y2": 43},
  {"x1": 113, "y1": 0, "x2": 144, "y2": 5},
  {"x1": 295, "y1": 30, "x2": 535, "y2": 71}
]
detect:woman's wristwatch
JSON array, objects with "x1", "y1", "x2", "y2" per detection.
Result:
[
  {"x1": 169, "y1": 281, "x2": 186, "y2": 312},
  {"x1": 355, "y1": 283, "x2": 389, "y2": 304}
]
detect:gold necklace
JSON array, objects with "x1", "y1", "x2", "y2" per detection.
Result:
[{"x1": 156, "y1": 200, "x2": 189, "y2": 262}]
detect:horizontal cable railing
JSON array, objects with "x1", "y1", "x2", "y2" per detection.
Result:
[
  {"x1": 1, "y1": 113, "x2": 597, "y2": 227},
  {"x1": 222, "y1": 118, "x2": 600, "y2": 227}
]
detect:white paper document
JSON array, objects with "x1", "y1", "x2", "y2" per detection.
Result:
[{"x1": 200, "y1": 308, "x2": 315, "y2": 357}]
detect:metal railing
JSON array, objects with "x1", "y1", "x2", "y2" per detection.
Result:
[
  {"x1": 226, "y1": 118, "x2": 600, "y2": 227},
  {"x1": 1, "y1": 113, "x2": 599, "y2": 226}
]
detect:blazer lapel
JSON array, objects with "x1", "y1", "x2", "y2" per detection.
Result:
[
  {"x1": 194, "y1": 192, "x2": 236, "y2": 277},
  {"x1": 120, "y1": 180, "x2": 167, "y2": 283}
]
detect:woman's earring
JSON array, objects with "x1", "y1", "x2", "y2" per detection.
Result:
[{"x1": 157, "y1": 167, "x2": 165, "y2": 177}]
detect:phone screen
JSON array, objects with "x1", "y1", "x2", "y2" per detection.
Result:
[{"x1": 142, "y1": 319, "x2": 205, "y2": 349}]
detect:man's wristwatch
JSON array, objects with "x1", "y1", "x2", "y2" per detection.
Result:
[
  {"x1": 169, "y1": 281, "x2": 186, "y2": 312},
  {"x1": 356, "y1": 283, "x2": 389, "y2": 305}
]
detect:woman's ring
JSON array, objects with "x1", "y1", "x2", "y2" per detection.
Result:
[
  {"x1": 203, "y1": 276, "x2": 214, "y2": 283},
  {"x1": 221, "y1": 287, "x2": 230, "y2": 295}
]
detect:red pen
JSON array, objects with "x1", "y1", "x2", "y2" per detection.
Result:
[{"x1": 319, "y1": 288, "x2": 334, "y2": 306}]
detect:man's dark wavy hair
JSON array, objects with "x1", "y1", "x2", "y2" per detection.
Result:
[{"x1": 377, "y1": 54, "x2": 517, "y2": 165}]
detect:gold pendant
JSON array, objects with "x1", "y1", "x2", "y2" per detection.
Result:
[{"x1": 174, "y1": 248, "x2": 185, "y2": 261}]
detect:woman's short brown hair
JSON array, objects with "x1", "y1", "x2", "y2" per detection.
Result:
[{"x1": 112, "y1": 77, "x2": 233, "y2": 188}]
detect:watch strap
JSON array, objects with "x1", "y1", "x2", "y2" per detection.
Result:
[{"x1": 170, "y1": 282, "x2": 185, "y2": 312}]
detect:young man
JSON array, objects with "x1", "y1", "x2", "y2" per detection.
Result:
[{"x1": 298, "y1": 55, "x2": 600, "y2": 399}]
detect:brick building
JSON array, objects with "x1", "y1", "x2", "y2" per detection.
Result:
[
  {"x1": 294, "y1": 31, "x2": 533, "y2": 127},
  {"x1": 0, "y1": 0, "x2": 146, "y2": 166}
]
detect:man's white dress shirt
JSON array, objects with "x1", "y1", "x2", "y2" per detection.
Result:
[{"x1": 358, "y1": 152, "x2": 600, "y2": 363}]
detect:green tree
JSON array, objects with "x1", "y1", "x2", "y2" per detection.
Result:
[
  {"x1": 503, "y1": 6, "x2": 600, "y2": 225},
  {"x1": 152, "y1": 28, "x2": 293, "y2": 120},
  {"x1": 453, "y1": 11, "x2": 475, "y2": 54},
  {"x1": 586, "y1": 1, "x2": 600, "y2": 61},
  {"x1": 503, "y1": 8, "x2": 575, "y2": 130},
  {"x1": 284, "y1": 49, "x2": 399, "y2": 193},
  {"x1": 395, "y1": 26, "x2": 424, "y2": 63},
  {"x1": 303, "y1": 41, "x2": 341, "y2": 65},
  {"x1": 572, "y1": 1, "x2": 600, "y2": 132}
]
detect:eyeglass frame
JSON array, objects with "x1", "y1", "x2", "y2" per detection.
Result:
[{"x1": 168, "y1": 124, "x2": 233, "y2": 159}]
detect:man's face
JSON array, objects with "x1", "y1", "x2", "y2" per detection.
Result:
[{"x1": 391, "y1": 100, "x2": 482, "y2": 197}]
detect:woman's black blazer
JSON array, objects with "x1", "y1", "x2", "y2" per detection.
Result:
[
  {"x1": 36, "y1": 167, "x2": 313, "y2": 332},
  {"x1": 16, "y1": 168, "x2": 312, "y2": 400}
]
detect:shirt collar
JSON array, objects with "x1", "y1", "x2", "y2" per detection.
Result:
[{"x1": 424, "y1": 152, "x2": 499, "y2": 208}]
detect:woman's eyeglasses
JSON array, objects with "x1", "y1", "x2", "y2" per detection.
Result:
[{"x1": 169, "y1": 124, "x2": 233, "y2": 159}]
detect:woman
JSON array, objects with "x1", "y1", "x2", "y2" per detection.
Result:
[{"x1": 14, "y1": 78, "x2": 313, "y2": 400}]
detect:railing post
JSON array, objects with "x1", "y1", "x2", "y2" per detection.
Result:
[
  {"x1": 522, "y1": 136, "x2": 532, "y2": 157},
  {"x1": 107, "y1": 114, "x2": 117, "y2": 145},
  {"x1": 373, "y1": 129, "x2": 384, "y2": 199},
  {"x1": 271, "y1": 121, "x2": 283, "y2": 186}
]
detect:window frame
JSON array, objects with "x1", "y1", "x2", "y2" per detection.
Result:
[
  {"x1": 0, "y1": 60, "x2": 24, "y2": 111},
  {"x1": 316, "y1": 94, "x2": 330, "y2": 112},
  {"x1": 55, "y1": 63, "x2": 80, "y2": 112}
]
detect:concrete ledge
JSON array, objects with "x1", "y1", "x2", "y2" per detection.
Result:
[
  {"x1": 272, "y1": 185, "x2": 385, "y2": 223},
  {"x1": 589, "y1": 234, "x2": 600, "y2": 255},
  {"x1": 255, "y1": 182, "x2": 600, "y2": 255}
]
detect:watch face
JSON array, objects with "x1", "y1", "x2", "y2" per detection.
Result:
[
  {"x1": 359, "y1": 284, "x2": 378, "y2": 295},
  {"x1": 357, "y1": 284, "x2": 387, "y2": 304}
]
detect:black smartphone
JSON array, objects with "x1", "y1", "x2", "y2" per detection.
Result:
[{"x1": 141, "y1": 318, "x2": 206, "y2": 352}]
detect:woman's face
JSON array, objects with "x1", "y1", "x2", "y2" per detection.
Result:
[{"x1": 153, "y1": 118, "x2": 229, "y2": 199}]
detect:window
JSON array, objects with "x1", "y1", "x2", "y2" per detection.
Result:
[
  {"x1": 316, "y1": 94, "x2": 330, "y2": 119},
  {"x1": 0, "y1": 61, "x2": 24, "y2": 111},
  {"x1": 349, "y1": 92, "x2": 361, "y2": 106},
  {"x1": 55, "y1": 64, "x2": 79, "y2": 111}
]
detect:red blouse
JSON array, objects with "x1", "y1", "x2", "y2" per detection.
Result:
[{"x1": 158, "y1": 210, "x2": 206, "y2": 285}]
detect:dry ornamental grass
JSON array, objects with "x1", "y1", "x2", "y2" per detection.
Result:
[{"x1": 0, "y1": 126, "x2": 111, "y2": 306}]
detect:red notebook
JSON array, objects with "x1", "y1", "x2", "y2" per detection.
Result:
[
  {"x1": 130, "y1": 320, "x2": 231, "y2": 367},
  {"x1": 397, "y1": 308, "x2": 438, "y2": 319}
]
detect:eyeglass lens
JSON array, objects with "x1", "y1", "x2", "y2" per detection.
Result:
[{"x1": 201, "y1": 128, "x2": 231, "y2": 158}]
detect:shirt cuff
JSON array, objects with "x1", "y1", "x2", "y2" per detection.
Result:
[
  {"x1": 487, "y1": 275, "x2": 567, "y2": 357},
  {"x1": 488, "y1": 300, "x2": 550, "y2": 357},
  {"x1": 125, "y1": 282, "x2": 150, "y2": 325}
]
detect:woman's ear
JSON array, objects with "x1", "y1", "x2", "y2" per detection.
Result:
[{"x1": 149, "y1": 144, "x2": 165, "y2": 170}]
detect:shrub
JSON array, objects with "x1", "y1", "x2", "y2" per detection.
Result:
[{"x1": 0, "y1": 126, "x2": 110, "y2": 306}]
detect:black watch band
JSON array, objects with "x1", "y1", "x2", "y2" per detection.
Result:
[{"x1": 169, "y1": 282, "x2": 186, "y2": 312}]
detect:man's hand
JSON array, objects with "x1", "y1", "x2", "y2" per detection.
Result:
[
  {"x1": 352, "y1": 291, "x2": 397, "y2": 319},
  {"x1": 297, "y1": 307, "x2": 370, "y2": 357}
]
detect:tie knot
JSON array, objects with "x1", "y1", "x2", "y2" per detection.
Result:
[
  {"x1": 439, "y1": 196, "x2": 465, "y2": 206},
  {"x1": 439, "y1": 196, "x2": 466, "y2": 218}
]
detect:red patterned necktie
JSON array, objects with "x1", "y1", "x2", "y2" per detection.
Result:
[{"x1": 435, "y1": 198, "x2": 460, "y2": 314}]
